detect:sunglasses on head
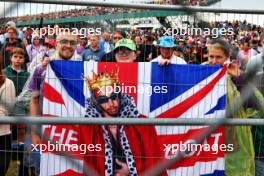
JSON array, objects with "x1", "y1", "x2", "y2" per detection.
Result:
[{"x1": 97, "y1": 92, "x2": 120, "y2": 105}]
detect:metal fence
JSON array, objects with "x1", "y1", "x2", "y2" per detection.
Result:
[{"x1": 0, "y1": 1, "x2": 264, "y2": 176}]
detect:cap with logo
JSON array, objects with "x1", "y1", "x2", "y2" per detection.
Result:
[{"x1": 114, "y1": 39, "x2": 136, "y2": 52}]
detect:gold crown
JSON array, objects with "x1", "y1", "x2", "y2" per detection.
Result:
[{"x1": 83, "y1": 66, "x2": 119, "y2": 90}]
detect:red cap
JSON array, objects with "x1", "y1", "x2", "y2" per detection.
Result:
[{"x1": 45, "y1": 38, "x2": 56, "y2": 47}]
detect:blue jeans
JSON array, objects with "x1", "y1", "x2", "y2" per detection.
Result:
[{"x1": 256, "y1": 159, "x2": 264, "y2": 176}]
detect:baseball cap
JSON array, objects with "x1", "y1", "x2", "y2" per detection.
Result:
[
  {"x1": 5, "y1": 21, "x2": 16, "y2": 27},
  {"x1": 44, "y1": 38, "x2": 56, "y2": 47},
  {"x1": 114, "y1": 39, "x2": 136, "y2": 52}
]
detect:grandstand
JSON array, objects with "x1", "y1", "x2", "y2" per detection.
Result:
[{"x1": 0, "y1": 0, "x2": 221, "y2": 32}]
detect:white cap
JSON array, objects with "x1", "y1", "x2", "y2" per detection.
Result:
[
  {"x1": 22, "y1": 27, "x2": 27, "y2": 31},
  {"x1": 5, "y1": 21, "x2": 16, "y2": 27}
]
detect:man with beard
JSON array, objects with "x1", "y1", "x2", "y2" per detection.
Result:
[
  {"x1": 30, "y1": 32, "x2": 81, "y2": 123},
  {"x1": 80, "y1": 68, "x2": 167, "y2": 176},
  {"x1": 28, "y1": 32, "x2": 81, "y2": 175}
]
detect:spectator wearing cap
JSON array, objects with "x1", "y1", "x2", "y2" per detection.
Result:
[
  {"x1": 26, "y1": 33, "x2": 45, "y2": 65},
  {"x1": 177, "y1": 37, "x2": 186, "y2": 52},
  {"x1": 2, "y1": 21, "x2": 24, "y2": 45},
  {"x1": 183, "y1": 43, "x2": 198, "y2": 64},
  {"x1": 173, "y1": 45, "x2": 184, "y2": 59},
  {"x1": 0, "y1": 26, "x2": 29, "y2": 68},
  {"x1": 114, "y1": 39, "x2": 137, "y2": 62},
  {"x1": 82, "y1": 35, "x2": 105, "y2": 61},
  {"x1": 101, "y1": 31, "x2": 123, "y2": 62},
  {"x1": 178, "y1": 37, "x2": 185, "y2": 47},
  {"x1": 152, "y1": 36, "x2": 186, "y2": 65}
]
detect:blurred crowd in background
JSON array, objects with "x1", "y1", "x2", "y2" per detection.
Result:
[{"x1": 0, "y1": 0, "x2": 214, "y2": 24}]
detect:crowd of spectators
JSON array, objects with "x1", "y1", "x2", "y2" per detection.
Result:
[
  {"x1": 0, "y1": 13, "x2": 263, "y2": 175},
  {"x1": 154, "y1": 0, "x2": 212, "y2": 6},
  {"x1": 0, "y1": 0, "x2": 213, "y2": 24},
  {"x1": 0, "y1": 7, "x2": 144, "y2": 24}
]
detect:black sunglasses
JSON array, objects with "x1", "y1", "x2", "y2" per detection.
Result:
[{"x1": 97, "y1": 93, "x2": 120, "y2": 105}]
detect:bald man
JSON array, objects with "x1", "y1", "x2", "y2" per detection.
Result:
[
  {"x1": 55, "y1": 33, "x2": 81, "y2": 60},
  {"x1": 30, "y1": 32, "x2": 81, "y2": 149}
]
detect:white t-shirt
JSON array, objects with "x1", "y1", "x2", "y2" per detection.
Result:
[
  {"x1": 151, "y1": 55, "x2": 187, "y2": 64},
  {"x1": 0, "y1": 78, "x2": 16, "y2": 136}
]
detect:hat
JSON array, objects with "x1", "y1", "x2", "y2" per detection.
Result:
[
  {"x1": 114, "y1": 39, "x2": 136, "y2": 52},
  {"x1": 178, "y1": 38, "x2": 185, "y2": 42},
  {"x1": 5, "y1": 21, "x2": 16, "y2": 27},
  {"x1": 22, "y1": 27, "x2": 27, "y2": 32},
  {"x1": 157, "y1": 36, "x2": 177, "y2": 48},
  {"x1": 22, "y1": 26, "x2": 32, "y2": 31},
  {"x1": 44, "y1": 38, "x2": 56, "y2": 47}
]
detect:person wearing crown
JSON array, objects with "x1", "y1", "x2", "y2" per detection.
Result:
[{"x1": 79, "y1": 67, "x2": 167, "y2": 176}]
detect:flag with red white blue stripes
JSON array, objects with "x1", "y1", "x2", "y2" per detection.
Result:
[{"x1": 40, "y1": 60, "x2": 226, "y2": 176}]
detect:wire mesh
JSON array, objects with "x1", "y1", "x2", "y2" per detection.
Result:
[{"x1": 0, "y1": 0, "x2": 263, "y2": 176}]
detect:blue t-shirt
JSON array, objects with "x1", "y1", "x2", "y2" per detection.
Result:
[{"x1": 82, "y1": 47, "x2": 105, "y2": 61}]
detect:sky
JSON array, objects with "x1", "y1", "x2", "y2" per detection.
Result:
[
  {"x1": 215, "y1": 0, "x2": 263, "y2": 10},
  {"x1": 0, "y1": 0, "x2": 263, "y2": 25}
]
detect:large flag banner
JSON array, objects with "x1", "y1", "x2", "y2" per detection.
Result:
[{"x1": 40, "y1": 60, "x2": 227, "y2": 176}]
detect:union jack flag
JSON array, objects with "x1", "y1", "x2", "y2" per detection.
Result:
[{"x1": 41, "y1": 61, "x2": 226, "y2": 176}]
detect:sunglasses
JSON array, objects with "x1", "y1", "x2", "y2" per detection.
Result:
[{"x1": 97, "y1": 93, "x2": 120, "y2": 105}]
